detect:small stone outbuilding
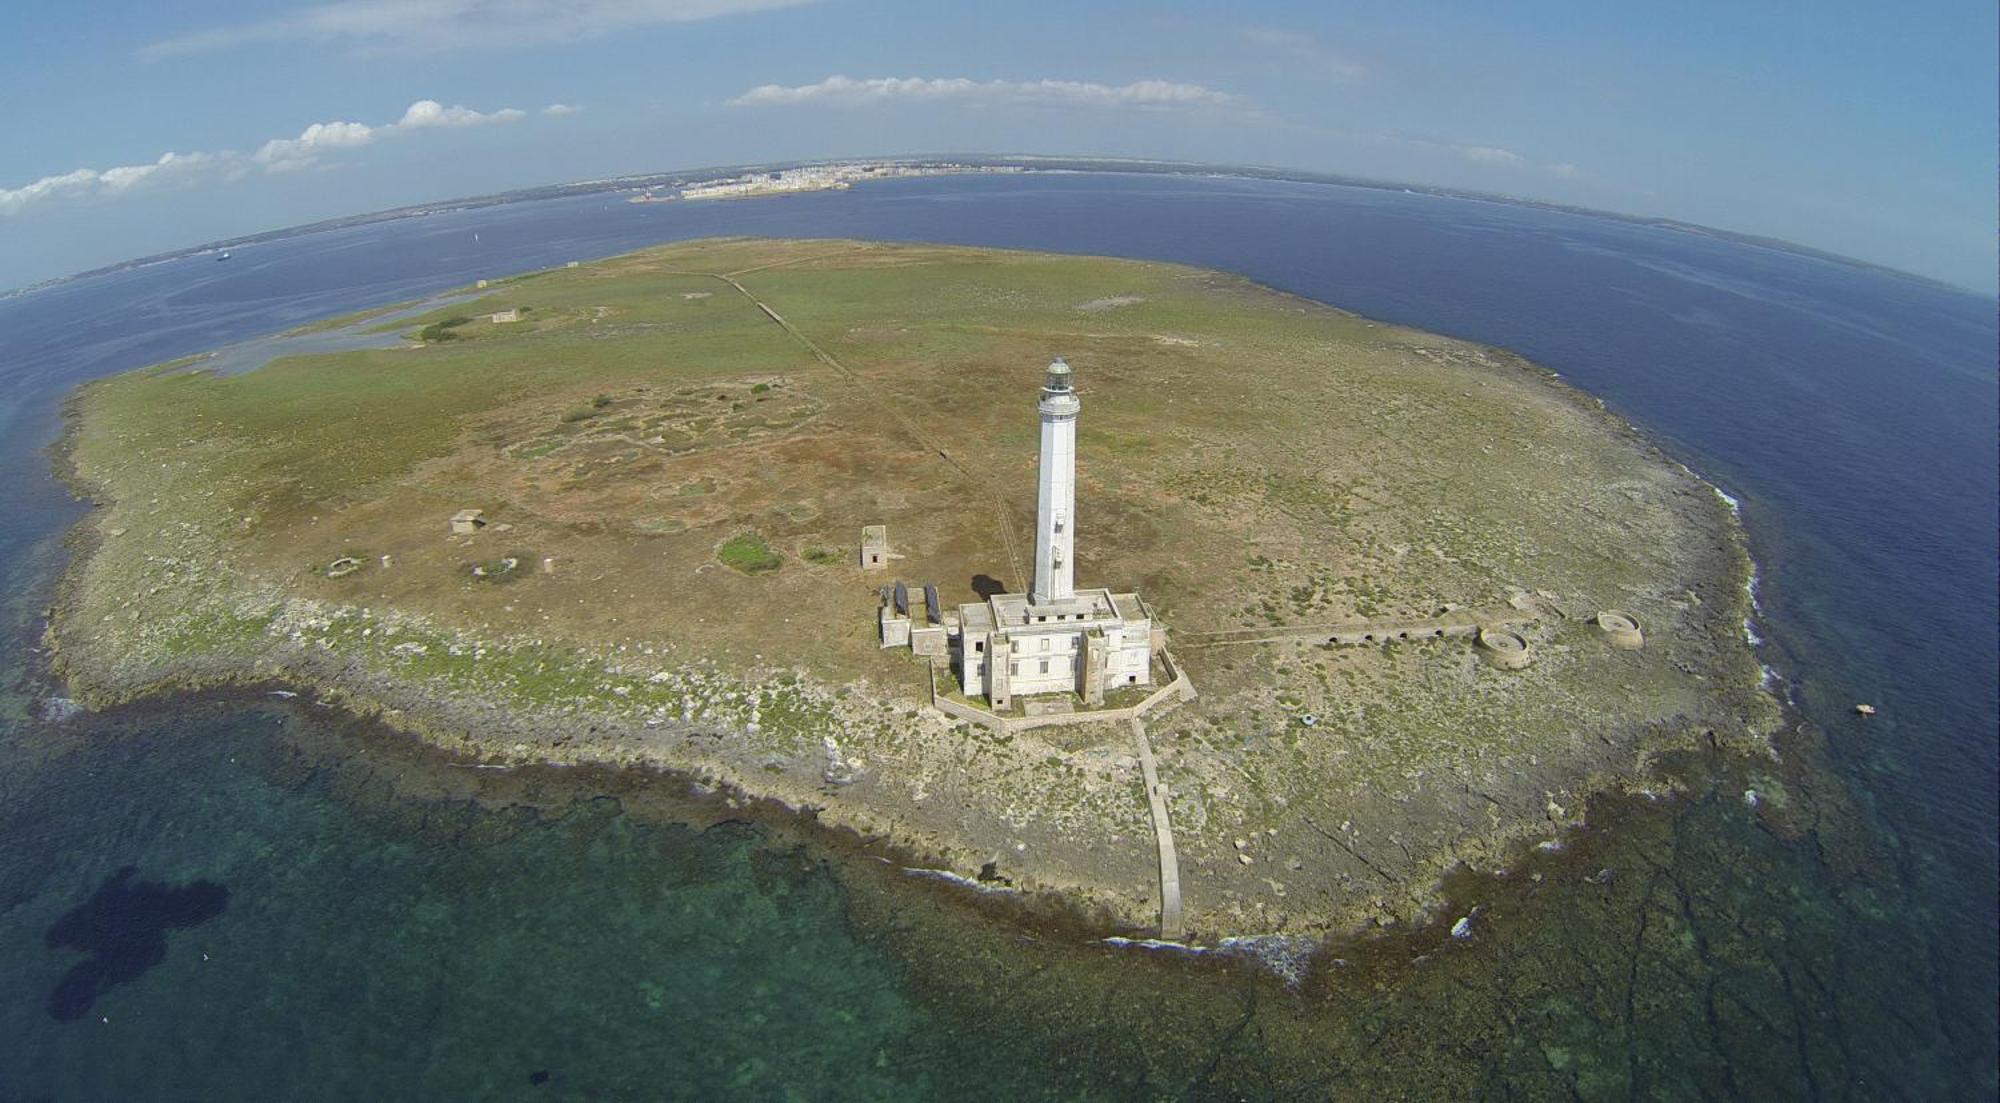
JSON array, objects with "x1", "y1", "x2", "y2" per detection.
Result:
[
  {"x1": 449, "y1": 509, "x2": 487, "y2": 536},
  {"x1": 860, "y1": 525, "x2": 889, "y2": 570}
]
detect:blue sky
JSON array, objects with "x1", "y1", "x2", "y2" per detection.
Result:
[{"x1": 3, "y1": 1, "x2": 1994, "y2": 292}]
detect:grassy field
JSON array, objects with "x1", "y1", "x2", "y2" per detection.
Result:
[{"x1": 55, "y1": 238, "x2": 1775, "y2": 934}]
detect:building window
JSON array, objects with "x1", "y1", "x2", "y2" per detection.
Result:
[
  {"x1": 1040, "y1": 638, "x2": 1050, "y2": 651},
  {"x1": 974, "y1": 640, "x2": 984, "y2": 653},
  {"x1": 1009, "y1": 662, "x2": 1018, "y2": 677},
  {"x1": 1039, "y1": 659, "x2": 1049, "y2": 675}
]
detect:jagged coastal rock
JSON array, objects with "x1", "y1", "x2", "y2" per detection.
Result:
[{"x1": 49, "y1": 239, "x2": 1776, "y2": 937}]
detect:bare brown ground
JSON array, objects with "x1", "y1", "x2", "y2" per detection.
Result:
[{"x1": 56, "y1": 238, "x2": 1778, "y2": 937}]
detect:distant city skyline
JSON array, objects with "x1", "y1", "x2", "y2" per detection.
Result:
[{"x1": 3, "y1": 1, "x2": 1994, "y2": 293}]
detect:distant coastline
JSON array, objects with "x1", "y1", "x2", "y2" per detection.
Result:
[{"x1": 2, "y1": 154, "x2": 1981, "y2": 302}]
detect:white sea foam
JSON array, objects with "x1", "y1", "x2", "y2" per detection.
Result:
[
  {"x1": 1217, "y1": 934, "x2": 1319, "y2": 987},
  {"x1": 1696, "y1": 474, "x2": 1769, "y2": 655},
  {"x1": 1739, "y1": 555, "x2": 1769, "y2": 654},
  {"x1": 1101, "y1": 933, "x2": 1320, "y2": 986},
  {"x1": 1101, "y1": 936, "x2": 1207, "y2": 956},
  {"x1": 901, "y1": 867, "x2": 1021, "y2": 895},
  {"x1": 35, "y1": 696, "x2": 82, "y2": 723}
]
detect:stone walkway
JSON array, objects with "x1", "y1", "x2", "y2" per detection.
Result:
[{"x1": 1131, "y1": 718, "x2": 1185, "y2": 942}]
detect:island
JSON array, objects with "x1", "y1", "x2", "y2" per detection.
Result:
[{"x1": 48, "y1": 238, "x2": 1776, "y2": 937}]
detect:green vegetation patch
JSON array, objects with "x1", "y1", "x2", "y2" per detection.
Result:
[
  {"x1": 717, "y1": 533, "x2": 782, "y2": 574},
  {"x1": 419, "y1": 316, "x2": 474, "y2": 343}
]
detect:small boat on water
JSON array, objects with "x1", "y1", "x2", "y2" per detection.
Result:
[{"x1": 216, "y1": 251, "x2": 231, "y2": 261}]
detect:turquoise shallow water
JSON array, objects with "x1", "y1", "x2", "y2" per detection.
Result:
[
  {"x1": 1, "y1": 702, "x2": 947, "y2": 1099},
  {"x1": 0, "y1": 690, "x2": 1959, "y2": 1098},
  {"x1": 0, "y1": 171, "x2": 1992, "y2": 1098}
]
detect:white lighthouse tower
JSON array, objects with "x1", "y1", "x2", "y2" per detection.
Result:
[
  {"x1": 942, "y1": 355, "x2": 1164, "y2": 709},
  {"x1": 1031, "y1": 357, "x2": 1079, "y2": 604}
]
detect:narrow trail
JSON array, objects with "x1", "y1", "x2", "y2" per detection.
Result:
[
  {"x1": 678, "y1": 267, "x2": 1031, "y2": 590},
  {"x1": 722, "y1": 249, "x2": 860, "y2": 278}
]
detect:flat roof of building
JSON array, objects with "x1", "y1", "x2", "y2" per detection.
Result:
[
  {"x1": 1107, "y1": 592, "x2": 1148, "y2": 622},
  {"x1": 970, "y1": 588, "x2": 1151, "y2": 631},
  {"x1": 958, "y1": 603, "x2": 995, "y2": 632}
]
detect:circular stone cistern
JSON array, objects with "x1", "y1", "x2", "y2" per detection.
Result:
[
  {"x1": 1477, "y1": 626, "x2": 1535, "y2": 670},
  {"x1": 1594, "y1": 610, "x2": 1645, "y2": 650}
]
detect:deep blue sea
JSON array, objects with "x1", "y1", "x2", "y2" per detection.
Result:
[{"x1": 1, "y1": 173, "x2": 1993, "y2": 1099}]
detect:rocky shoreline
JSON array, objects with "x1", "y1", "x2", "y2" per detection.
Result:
[
  {"x1": 42, "y1": 241, "x2": 1780, "y2": 942},
  {"x1": 43, "y1": 392, "x2": 1778, "y2": 945}
]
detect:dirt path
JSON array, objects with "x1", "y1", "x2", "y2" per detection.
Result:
[{"x1": 681, "y1": 268, "x2": 1031, "y2": 590}]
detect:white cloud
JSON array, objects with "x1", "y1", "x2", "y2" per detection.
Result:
[
  {"x1": 1461, "y1": 145, "x2": 1526, "y2": 167},
  {"x1": 541, "y1": 103, "x2": 583, "y2": 117},
  {"x1": 729, "y1": 75, "x2": 1242, "y2": 111},
  {"x1": 255, "y1": 100, "x2": 526, "y2": 170},
  {"x1": 396, "y1": 99, "x2": 526, "y2": 129},
  {"x1": 141, "y1": 0, "x2": 816, "y2": 58},
  {"x1": 1318, "y1": 126, "x2": 1580, "y2": 180},
  {"x1": 0, "y1": 169, "x2": 101, "y2": 216},
  {"x1": 1238, "y1": 27, "x2": 1366, "y2": 81},
  {"x1": 3, "y1": 97, "x2": 563, "y2": 214},
  {"x1": 98, "y1": 151, "x2": 219, "y2": 192},
  {"x1": 256, "y1": 119, "x2": 378, "y2": 170},
  {"x1": 1454, "y1": 145, "x2": 1582, "y2": 179}
]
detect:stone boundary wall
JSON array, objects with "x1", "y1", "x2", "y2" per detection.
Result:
[
  {"x1": 927, "y1": 651, "x2": 1195, "y2": 734},
  {"x1": 1180, "y1": 605, "x2": 1535, "y2": 649}
]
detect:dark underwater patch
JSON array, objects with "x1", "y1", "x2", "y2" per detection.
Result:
[{"x1": 44, "y1": 866, "x2": 229, "y2": 1021}]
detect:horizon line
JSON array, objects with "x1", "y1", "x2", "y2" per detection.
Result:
[{"x1": 6, "y1": 153, "x2": 1990, "y2": 301}]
